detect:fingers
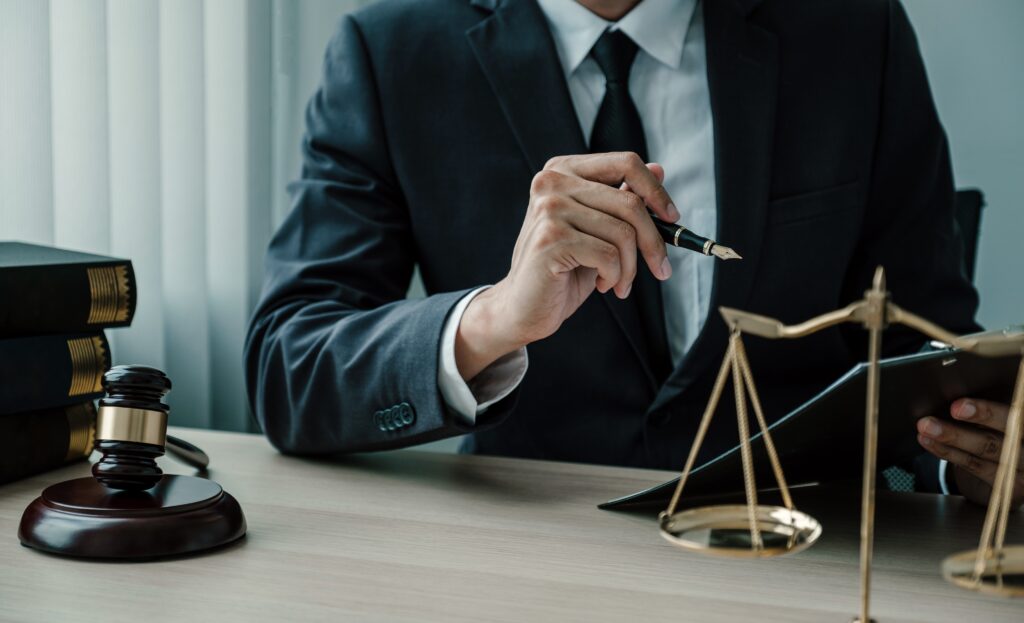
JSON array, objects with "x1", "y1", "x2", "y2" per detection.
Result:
[
  {"x1": 623, "y1": 163, "x2": 666, "y2": 190},
  {"x1": 920, "y1": 399, "x2": 1024, "y2": 506},
  {"x1": 918, "y1": 410, "x2": 1024, "y2": 496},
  {"x1": 545, "y1": 152, "x2": 680, "y2": 222},
  {"x1": 917, "y1": 416, "x2": 1004, "y2": 461},
  {"x1": 917, "y1": 434, "x2": 1000, "y2": 483},
  {"x1": 646, "y1": 163, "x2": 665, "y2": 184},
  {"x1": 529, "y1": 170, "x2": 670, "y2": 288},
  {"x1": 565, "y1": 179, "x2": 670, "y2": 281},
  {"x1": 951, "y1": 397, "x2": 1010, "y2": 433},
  {"x1": 559, "y1": 206, "x2": 638, "y2": 298},
  {"x1": 550, "y1": 231, "x2": 623, "y2": 294}
]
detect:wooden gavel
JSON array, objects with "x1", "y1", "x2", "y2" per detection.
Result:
[
  {"x1": 19, "y1": 364, "x2": 244, "y2": 560},
  {"x1": 92, "y1": 365, "x2": 209, "y2": 490}
]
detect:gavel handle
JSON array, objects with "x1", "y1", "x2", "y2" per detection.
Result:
[{"x1": 165, "y1": 435, "x2": 210, "y2": 470}]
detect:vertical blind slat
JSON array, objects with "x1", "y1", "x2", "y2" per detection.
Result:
[
  {"x1": 0, "y1": 0, "x2": 372, "y2": 432},
  {"x1": 205, "y1": 0, "x2": 271, "y2": 431},
  {"x1": 107, "y1": 0, "x2": 165, "y2": 368},
  {"x1": 246, "y1": 1, "x2": 274, "y2": 319},
  {"x1": 0, "y1": 0, "x2": 54, "y2": 244},
  {"x1": 159, "y1": 0, "x2": 211, "y2": 428},
  {"x1": 50, "y1": 0, "x2": 111, "y2": 254}
]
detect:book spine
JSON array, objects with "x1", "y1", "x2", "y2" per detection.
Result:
[
  {"x1": 0, "y1": 333, "x2": 110, "y2": 415},
  {"x1": 0, "y1": 261, "x2": 136, "y2": 337},
  {"x1": 0, "y1": 402, "x2": 95, "y2": 485}
]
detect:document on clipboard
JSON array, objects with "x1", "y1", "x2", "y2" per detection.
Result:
[{"x1": 600, "y1": 347, "x2": 1021, "y2": 510}]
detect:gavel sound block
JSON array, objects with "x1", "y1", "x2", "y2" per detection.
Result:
[{"x1": 18, "y1": 366, "x2": 246, "y2": 559}]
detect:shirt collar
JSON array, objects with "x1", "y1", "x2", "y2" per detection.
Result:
[{"x1": 536, "y1": 0, "x2": 697, "y2": 75}]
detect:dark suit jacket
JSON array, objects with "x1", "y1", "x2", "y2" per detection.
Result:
[{"x1": 244, "y1": 0, "x2": 979, "y2": 470}]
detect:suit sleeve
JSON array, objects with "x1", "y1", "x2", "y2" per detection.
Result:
[
  {"x1": 244, "y1": 15, "x2": 518, "y2": 455},
  {"x1": 842, "y1": 0, "x2": 981, "y2": 359}
]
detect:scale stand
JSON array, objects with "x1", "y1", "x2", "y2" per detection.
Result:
[
  {"x1": 660, "y1": 267, "x2": 1024, "y2": 622},
  {"x1": 941, "y1": 354, "x2": 1024, "y2": 596},
  {"x1": 658, "y1": 329, "x2": 822, "y2": 558}
]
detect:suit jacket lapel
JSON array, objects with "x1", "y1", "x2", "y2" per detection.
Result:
[
  {"x1": 466, "y1": 0, "x2": 585, "y2": 173},
  {"x1": 651, "y1": 0, "x2": 779, "y2": 412},
  {"x1": 466, "y1": 0, "x2": 660, "y2": 390}
]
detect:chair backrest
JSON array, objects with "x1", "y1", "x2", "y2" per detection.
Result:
[{"x1": 954, "y1": 189, "x2": 984, "y2": 282}]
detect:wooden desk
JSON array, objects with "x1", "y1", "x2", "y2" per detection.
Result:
[{"x1": 1, "y1": 427, "x2": 1022, "y2": 622}]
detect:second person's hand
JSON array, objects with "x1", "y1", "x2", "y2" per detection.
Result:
[{"x1": 917, "y1": 398, "x2": 1024, "y2": 507}]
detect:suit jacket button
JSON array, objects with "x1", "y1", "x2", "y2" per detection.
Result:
[
  {"x1": 399, "y1": 402, "x2": 415, "y2": 426},
  {"x1": 373, "y1": 411, "x2": 385, "y2": 431}
]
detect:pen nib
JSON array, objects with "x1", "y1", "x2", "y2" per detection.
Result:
[{"x1": 711, "y1": 244, "x2": 742, "y2": 261}]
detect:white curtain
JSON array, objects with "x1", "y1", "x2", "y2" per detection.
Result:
[{"x1": 0, "y1": 0, "x2": 371, "y2": 430}]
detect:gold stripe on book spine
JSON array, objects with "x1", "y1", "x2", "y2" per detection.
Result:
[
  {"x1": 67, "y1": 336, "x2": 107, "y2": 396},
  {"x1": 86, "y1": 265, "x2": 131, "y2": 324},
  {"x1": 64, "y1": 402, "x2": 97, "y2": 461}
]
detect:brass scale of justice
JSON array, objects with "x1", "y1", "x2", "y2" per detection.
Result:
[{"x1": 657, "y1": 267, "x2": 1024, "y2": 623}]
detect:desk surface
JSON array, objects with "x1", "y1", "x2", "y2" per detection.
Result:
[{"x1": 1, "y1": 427, "x2": 1022, "y2": 623}]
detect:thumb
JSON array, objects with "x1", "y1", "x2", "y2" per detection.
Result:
[
  {"x1": 620, "y1": 161, "x2": 666, "y2": 191},
  {"x1": 646, "y1": 162, "x2": 665, "y2": 183}
]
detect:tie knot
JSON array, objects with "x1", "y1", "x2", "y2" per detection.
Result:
[{"x1": 589, "y1": 29, "x2": 639, "y2": 86}]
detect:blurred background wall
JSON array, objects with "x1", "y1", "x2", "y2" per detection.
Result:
[
  {"x1": 0, "y1": 0, "x2": 372, "y2": 430},
  {"x1": 902, "y1": 0, "x2": 1024, "y2": 333},
  {"x1": 0, "y1": 0, "x2": 1021, "y2": 432}
]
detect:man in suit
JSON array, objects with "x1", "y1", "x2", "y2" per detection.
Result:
[{"x1": 245, "y1": 0, "x2": 1021, "y2": 506}]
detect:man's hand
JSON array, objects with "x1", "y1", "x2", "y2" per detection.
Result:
[
  {"x1": 917, "y1": 398, "x2": 1024, "y2": 507},
  {"x1": 454, "y1": 152, "x2": 680, "y2": 381}
]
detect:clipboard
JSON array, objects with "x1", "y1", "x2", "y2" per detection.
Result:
[{"x1": 600, "y1": 347, "x2": 1021, "y2": 509}]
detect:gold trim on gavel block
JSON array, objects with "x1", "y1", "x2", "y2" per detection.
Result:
[
  {"x1": 64, "y1": 402, "x2": 97, "y2": 461},
  {"x1": 67, "y1": 336, "x2": 107, "y2": 396},
  {"x1": 96, "y1": 405, "x2": 167, "y2": 447},
  {"x1": 86, "y1": 265, "x2": 131, "y2": 324}
]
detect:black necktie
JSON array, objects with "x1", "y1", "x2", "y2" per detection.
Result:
[
  {"x1": 589, "y1": 29, "x2": 649, "y2": 160},
  {"x1": 588, "y1": 29, "x2": 672, "y2": 385}
]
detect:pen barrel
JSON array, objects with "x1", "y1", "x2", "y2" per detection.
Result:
[
  {"x1": 649, "y1": 212, "x2": 717, "y2": 256},
  {"x1": 671, "y1": 226, "x2": 714, "y2": 255}
]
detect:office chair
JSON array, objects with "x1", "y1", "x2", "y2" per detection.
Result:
[{"x1": 953, "y1": 188, "x2": 985, "y2": 281}]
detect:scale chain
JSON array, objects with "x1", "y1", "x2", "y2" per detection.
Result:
[
  {"x1": 731, "y1": 332, "x2": 764, "y2": 551},
  {"x1": 734, "y1": 336, "x2": 795, "y2": 511},
  {"x1": 973, "y1": 356, "x2": 1024, "y2": 582},
  {"x1": 665, "y1": 338, "x2": 736, "y2": 517}
]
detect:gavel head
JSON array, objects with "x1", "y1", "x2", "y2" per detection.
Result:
[{"x1": 92, "y1": 365, "x2": 172, "y2": 491}]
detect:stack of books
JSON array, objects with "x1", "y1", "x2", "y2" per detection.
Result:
[{"x1": 0, "y1": 242, "x2": 136, "y2": 484}]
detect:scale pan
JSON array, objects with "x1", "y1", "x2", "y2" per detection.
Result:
[
  {"x1": 942, "y1": 546, "x2": 1024, "y2": 596},
  {"x1": 659, "y1": 504, "x2": 821, "y2": 559}
]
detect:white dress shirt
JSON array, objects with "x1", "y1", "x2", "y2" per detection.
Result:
[{"x1": 439, "y1": 0, "x2": 717, "y2": 423}]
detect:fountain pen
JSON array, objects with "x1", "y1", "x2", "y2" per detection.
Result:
[{"x1": 650, "y1": 213, "x2": 741, "y2": 260}]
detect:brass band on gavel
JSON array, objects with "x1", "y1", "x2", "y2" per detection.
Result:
[{"x1": 96, "y1": 405, "x2": 167, "y2": 447}]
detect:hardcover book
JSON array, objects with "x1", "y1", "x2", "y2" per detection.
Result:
[
  {"x1": 0, "y1": 332, "x2": 110, "y2": 415},
  {"x1": 0, "y1": 241, "x2": 136, "y2": 337},
  {"x1": 0, "y1": 401, "x2": 95, "y2": 485}
]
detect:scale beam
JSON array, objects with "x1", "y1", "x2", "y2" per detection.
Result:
[{"x1": 662, "y1": 266, "x2": 1024, "y2": 621}]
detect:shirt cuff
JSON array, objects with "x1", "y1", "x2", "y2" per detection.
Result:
[
  {"x1": 438, "y1": 286, "x2": 528, "y2": 425},
  {"x1": 938, "y1": 459, "x2": 956, "y2": 495}
]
